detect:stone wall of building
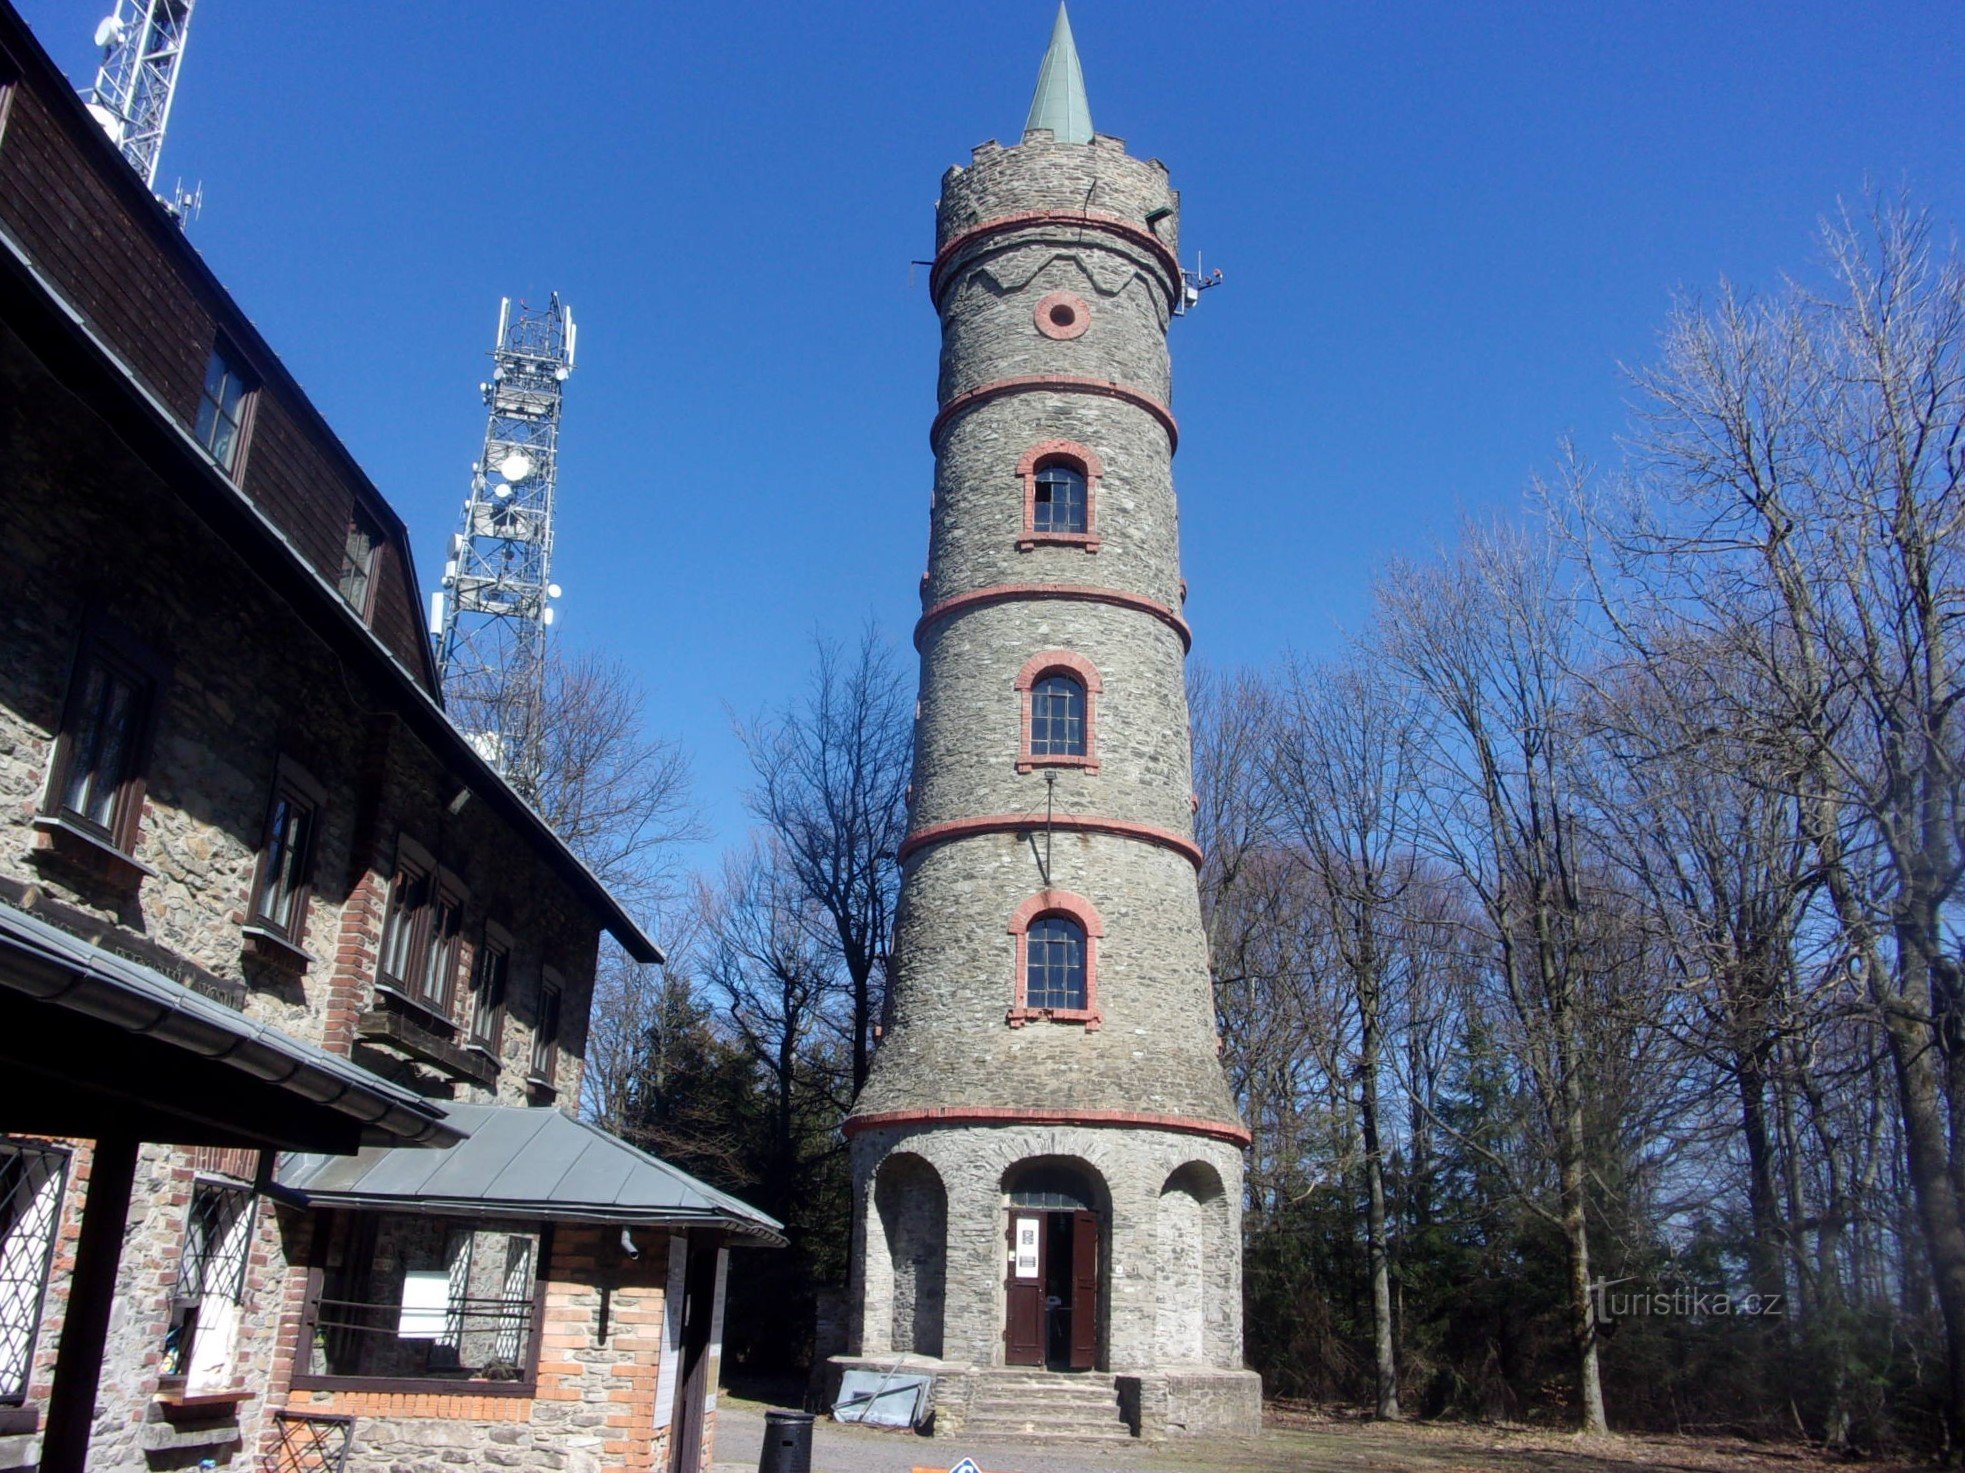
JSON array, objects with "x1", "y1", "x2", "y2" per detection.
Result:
[
  {"x1": 0, "y1": 321, "x2": 601, "y2": 1097},
  {"x1": 0, "y1": 266, "x2": 610, "y2": 1473}
]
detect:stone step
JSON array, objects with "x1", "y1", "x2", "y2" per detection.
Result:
[
  {"x1": 960, "y1": 1416, "x2": 1135, "y2": 1442},
  {"x1": 972, "y1": 1392, "x2": 1119, "y2": 1409}
]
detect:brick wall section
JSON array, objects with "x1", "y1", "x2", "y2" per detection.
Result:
[{"x1": 285, "y1": 1226, "x2": 684, "y2": 1473}]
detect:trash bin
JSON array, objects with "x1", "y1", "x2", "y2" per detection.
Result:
[{"x1": 757, "y1": 1407, "x2": 814, "y2": 1473}]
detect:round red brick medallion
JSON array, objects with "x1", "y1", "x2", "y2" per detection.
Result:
[{"x1": 1034, "y1": 291, "x2": 1091, "y2": 340}]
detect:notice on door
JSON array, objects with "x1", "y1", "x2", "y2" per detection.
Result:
[{"x1": 1013, "y1": 1216, "x2": 1040, "y2": 1279}]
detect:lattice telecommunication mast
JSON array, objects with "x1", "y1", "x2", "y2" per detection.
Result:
[
  {"x1": 431, "y1": 296, "x2": 575, "y2": 803},
  {"x1": 84, "y1": 0, "x2": 198, "y2": 204}
]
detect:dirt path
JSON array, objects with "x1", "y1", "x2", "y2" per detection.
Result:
[{"x1": 712, "y1": 1399, "x2": 1897, "y2": 1473}]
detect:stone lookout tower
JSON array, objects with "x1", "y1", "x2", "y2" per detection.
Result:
[{"x1": 841, "y1": 5, "x2": 1262, "y2": 1439}]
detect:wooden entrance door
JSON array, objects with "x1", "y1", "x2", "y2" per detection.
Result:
[
  {"x1": 1004, "y1": 1211, "x2": 1100, "y2": 1369},
  {"x1": 1004, "y1": 1213, "x2": 1044, "y2": 1365},
  {"x1": 1069, "y1": 1208, "x2": 1099, "y2": 1370}
]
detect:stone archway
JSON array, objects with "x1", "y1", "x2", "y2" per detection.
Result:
[
  {"x1": 872, "y1": 1152, "x2": 946, "y2": 1357},
  {"x1": 1158, "y1": 1161, "x2": 1227, "y2": 1366}
]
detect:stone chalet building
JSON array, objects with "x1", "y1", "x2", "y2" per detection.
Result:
[{"x1": 0, "y1": 6, "x2": 780, "y2": 1473}]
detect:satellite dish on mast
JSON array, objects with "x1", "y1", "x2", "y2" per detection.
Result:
[
  {"x1": 498, "y1": 451, "x2": 534, "y2": 483},
  {"x1": 93, "y1": 14, "x2": 125, "y2": 49}
]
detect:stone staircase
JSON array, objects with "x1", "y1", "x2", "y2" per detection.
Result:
[{"x1": 956, "y1": 1369, "x2": 1134, "y2": 1442}]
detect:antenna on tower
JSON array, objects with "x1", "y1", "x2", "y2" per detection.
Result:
[
  {"x1": 84, "y1": 0, "x2": 201, "y2": 213},
  {"x1": 432, "y1": 294, "x2": 575, "y2": 803},
  {"x1": 1173, "y1": 252, "x2": 1223, "y2": 317}
]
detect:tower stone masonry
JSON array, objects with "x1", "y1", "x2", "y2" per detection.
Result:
[{"x1": 841, "y1": 6, "x2": 1263, "y2": 1440}]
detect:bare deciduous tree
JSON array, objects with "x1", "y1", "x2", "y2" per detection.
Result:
[{"x1": 738, "y1": 628, "x2": 912, "y2": 1096}]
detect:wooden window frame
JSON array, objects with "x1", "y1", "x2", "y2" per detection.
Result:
[
  {"x1": 1015, "y1": 650, "x2": 1101, "y2": 774},
  {"x1": 468, "y1": 922, "x2": 512, "y2": 1058},
  {"x1": 337, "y1": 501, "x2": 385, "y2": 621},
  {"x1": 1016, "y1": 440, "x2": 1102, "y2": 552},
  {"x1": 243, "y1": 756, "x2": 325, "y2": 961},
  {"x1": 38, "y1": 615, "x2": 167, "y2": 859},
  {"x1": 376, "y1": 838, "x2": 466, "y2": 1024},
  {"x1": 1006, "y1": 890, "x2": 1104, "y2": 1029},
  {"x1": 527, "y1": 969, "x2": 563, "y2": 1090},
  {"x1": 193, "y1": 338, "x2": 257, "y2": 476},
  {"x1": 291, "y1": 1210, "x2": 552, "y2": 1397}
]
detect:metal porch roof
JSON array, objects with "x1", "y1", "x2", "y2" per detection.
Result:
[
  {"x1": 0, "y1": 900, "x2": 459, "y2": 1148},
  {"x1": 277, "y1": 1102, "x2": 785, "y2": 1244}
]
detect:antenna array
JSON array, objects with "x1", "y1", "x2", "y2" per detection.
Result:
[
  {"x1": 85, "y1": 0, "x2": 195, "y2": 191},
  {"x1": 432, "y1": 296, "x2": 576, "y2": 803}
]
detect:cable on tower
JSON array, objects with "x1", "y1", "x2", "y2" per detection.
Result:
[
  {"x1": 84, "y1": 0, "x2": 200, "y2": 213},
  {"x1": 432, "y1": 295, "x2": 576, "y2": 804}
]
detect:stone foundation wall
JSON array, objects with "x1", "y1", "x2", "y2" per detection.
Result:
[{"x1": 1119, "y1": 1368, "x2": 1263, "y2": 1439}]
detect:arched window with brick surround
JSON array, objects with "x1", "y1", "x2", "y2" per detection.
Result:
[
  {"x1": 1016, "y1": 440, "x2": 1103, "y2": 551},
  {"x1": 1016, "y1": 651, "x2": 1100, "y2": 774},
  {"x1": 1007, "y1": 891, "x2": 1104, "y2": 1027}
]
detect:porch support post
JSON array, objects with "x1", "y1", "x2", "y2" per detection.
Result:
[{"x1": 40, "y1": 1134, "x2": 139, "y2": 1473}]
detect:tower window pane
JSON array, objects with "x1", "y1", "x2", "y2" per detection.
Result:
[
  {"x1": 1033, "y1": 464, "x2": 1088, "y2": 534},
  {"x1": 1025, "y1": 916, "x2": 1087, "y2": 1011},
  {"x1": 1029, "y1": 675, "x2": 1086, "y2": 756}
]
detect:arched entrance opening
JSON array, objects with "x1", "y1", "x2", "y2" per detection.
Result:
[
  {"x1": 1000, "y1": 1157, "x2": 1108, "y2": 1371},
  {"x1": 872, "y1": 1152, "x2": 946, "y2": 1357}
]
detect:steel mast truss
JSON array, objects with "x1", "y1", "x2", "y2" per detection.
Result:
[
  {"x1": 433, "y1": 295, "x2": 575, "y2": 802},
  {"x1": 86, "y1": 0, "x2": 195, "y2": 188}
]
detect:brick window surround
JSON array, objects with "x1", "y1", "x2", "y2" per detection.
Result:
[
  {"x1": 1007, "y1": 889, "x2": 1104, "y2": 1029},
  {"x1": 1033, "y1": 290, "x2": 1092, "y2": 341},
  {"x1": 1015, "y1": 440, "x2": 1102, "y2": 552},
  {"x1": 1015, "y1": 650, "x2": 1101, "y2": 775}
]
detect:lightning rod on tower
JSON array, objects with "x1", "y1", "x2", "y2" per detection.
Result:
[
  {"x1": 432, "y1": 295, "x2": 575, "y2": 804},
  {"x1": 84, "y1": 0, "x2": 198, "y2": 209}
]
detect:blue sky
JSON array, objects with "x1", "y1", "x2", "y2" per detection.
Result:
[{"x1": 19, "y1": 1, "x2": 1965, "y2": 869}]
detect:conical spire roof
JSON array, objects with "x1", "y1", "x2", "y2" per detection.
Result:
[{"x1": 1024, "y1": 3, "x2": 1093, "y2": 144}]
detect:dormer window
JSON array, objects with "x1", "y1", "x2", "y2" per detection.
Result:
[
  {"x1": 338, "y1": 503, "x2": 382, "y2": 619},
  {"x1": 194, "y1": 343, "x2": 254, "y2": 473}
]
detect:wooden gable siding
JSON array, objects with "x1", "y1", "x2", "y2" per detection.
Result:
[{"x1": 0, "y1": 46, "x2": 435, "y2": 689}]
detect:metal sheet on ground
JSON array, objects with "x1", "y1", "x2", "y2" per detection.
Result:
[{"x1": 832, "y1": 1369, "x2": 931, "y2": 1427}]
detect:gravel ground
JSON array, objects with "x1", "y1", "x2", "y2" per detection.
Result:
[{"x1": 710, "y1": 1397, "x2": 1909, "y2": 1473}]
